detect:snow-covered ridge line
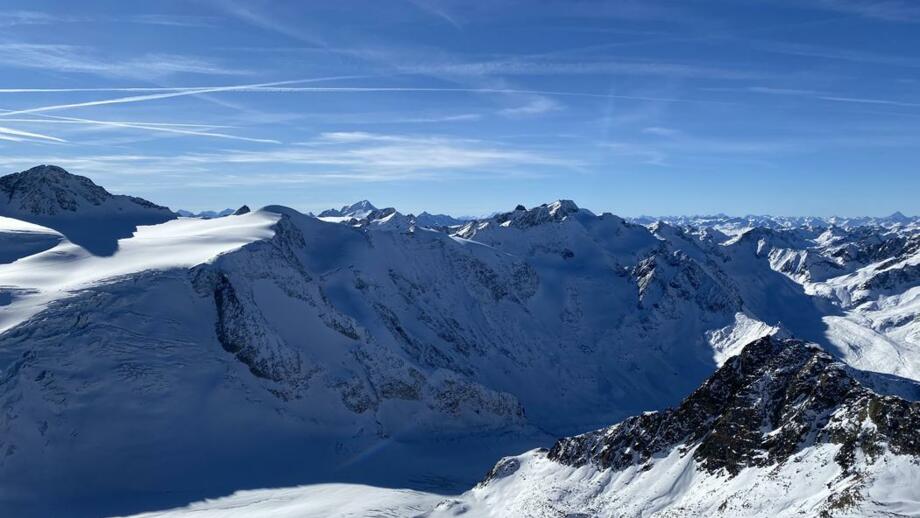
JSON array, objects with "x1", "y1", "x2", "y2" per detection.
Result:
[
  {"x1": 0, "y1": 210, "x2": 280, "y2": 334},
  {"x1": 1, "y1": 164, "x2": 919, "y2": 517},
  {"x1": 630, "y1": 212, "x2": 919, "y2": 236}
]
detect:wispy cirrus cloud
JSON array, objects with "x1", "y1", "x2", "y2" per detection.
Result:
[
  {"x1": 0, "y1": 81, "x2": 721, "y2": 121},
  {"x1": 405, "y1": 0, "x2": 462, "y2": 29},
  {"x1": 240, "y1": 131, "x2": 574, "y2": 176},
  {"x1": 401, "y1": 58, "x2": 762, "y2": 80},
  {"x1": 601, "y1": 126, "x2": 920, "y2": 169},
  {"x1": 499, "y1": 97, "x2": 562, "y2": 117},
  {"x1": 210, "y1": 0, "x2": 571, "y2": 119},
  {"x1": 0, "y1": 131, "x2": 574, "y2": 187},
  {"x1": 809, "y1": 0, "x2": 920, "y2": 21},
  {"x1": 752, "y1": 40, "x2": 920, "y2": 68},
  {"x1": 0, "y1": 43, "x2": 248, "y2": 79},
  {"x1": 0, "y1": 10, "x2": 217, "y2": 28},
  {"x1": 642, "y1": 126, "x2": 681, "y2": 137},
  {"x1": 0, "y1": 132, "x2": 582, "y2": 195},
  {"x1": 705, "y1": 84, "x2": 920, "y2": 110}
]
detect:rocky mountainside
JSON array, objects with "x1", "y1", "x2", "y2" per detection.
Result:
[
  {"x1": 465, "y1": 336, "x2": 920, "y2": 517},
  {"x1": 0, "y1": 165, "x2": 173, "y2": 221},
  {"x1": 0, "y1": 165, "x2": 175, "y2": 255},
  {"x1": 549, "y1": 336, "x2": 919, "y2": 473},
  {"x1": 0, "y1": 166, "x2": 918, "y2": 516},
  {"x1": 113, "y1": 336, "x2": 920, "y2": 518},
  {"x1": 317, "y1": 199, "x2": 467, "y2": 230}
]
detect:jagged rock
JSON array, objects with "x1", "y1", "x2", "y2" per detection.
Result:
[{"x1": 548, "y1": 336, "x2": 920, "y2": 475}]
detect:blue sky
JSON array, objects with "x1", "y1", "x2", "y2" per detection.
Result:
[{"x1": 0, "y1": 0, "x2": 918, "y2": 217}]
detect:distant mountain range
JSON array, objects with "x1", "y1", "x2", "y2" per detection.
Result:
[
  {"x1": 0, "y1": 165, "x2": 917, "y2": 517},
  {"x1": 629, "y1": 212, "x2": 919, "y2": 234}
]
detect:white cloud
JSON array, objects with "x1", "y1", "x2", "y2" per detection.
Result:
[
  {"x1": 0, "y1": 132, "x2": 574, "y2": 186},
  {"x1": 642, "y1": 126, "x2": 681, "y2": 137},
  {"x1": 405, "y1": 0, "x2": 462, "y2": 28},
  {"x1": 0, "y1": 44, "x2": 247, "y2": 80},
  {"x1": 499, "y1": 97, "x2": 562, "y2": 117},
  {"x1": 405, "y1": 59, "x2": 761, "y2": 80}
]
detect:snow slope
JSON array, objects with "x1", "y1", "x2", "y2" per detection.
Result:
[
  {"x1": 1, "y1": 166, "x2": 919, "y2": 517},
  {"x1": 0, "y1": 216, "x2": 62, "y2": 264},
  {"x1": 0, "y1": 164, "x2": 176, "y2": 255},
  {"x1": 119, "y1": 337, "x2": 920, "y2": 518},
  {"x1": 0, "y1": 211, "x2": 279, "y2": 334},
  {"x1": 126, "y1": 450, "x2": 918, "y2": 517}
]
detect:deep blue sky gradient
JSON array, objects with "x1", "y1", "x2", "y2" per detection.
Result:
[{"x1": 0, "y1": 0, "x2": 917, "y2": 216}]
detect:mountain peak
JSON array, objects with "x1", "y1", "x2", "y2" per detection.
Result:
[
  {"x1": 887, "y1": 211, "x2": 910, "y2": 222},
  {"x1": 0, "y1": 165, "x2": 175, "y2": 255},
  {"x1": 548, "y1": 336, "x2": 920, "y2": 476},
  {"x1": 0, "y1": 165, "x2": 111, "y2": 215},
  {"x1": 547, "y1": 199, "x2": 578, "y2": 216},
  {"x1": 346, "y1": 199, "x2": 376, "y2": 211},
  {"x1": 317, "y1": 200, "x2": 378, "y2": 218},
  {"x1": 0, "y1": 165, "x2": 171, "y2": 218}
]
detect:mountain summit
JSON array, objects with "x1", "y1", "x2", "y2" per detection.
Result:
[
  {"x1": 470, "y1": 336, "x2": 920, "y2": 517},
  {"x1": 0, "y1": 165, "x2": 175, "y2": 255},
  {"x1": 318, "y1": 200, "x2": 378, "y2": 219}
]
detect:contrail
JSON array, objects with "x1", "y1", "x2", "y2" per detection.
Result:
[
  {"x1": 0, "y1": 117, "x2": 234, "y2": 129},
  {"x1": 0, "y1": 75, "x2": 370, "y2": 117},
  {"x1": 0, "y1": 125, "x2": 66, "y2": 142},
  {"x1": 25, "y1": 112, "x2": 280, "y2": 144},
  {"x1": 0, "y1": 83, "x2": 716, "y2": 105}
]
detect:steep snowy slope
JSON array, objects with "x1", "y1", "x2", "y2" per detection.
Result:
[
  {"x1": 468, "y1": 336, "x2": 920, "y2": 517},
  {"x1": 118, "y1": 336, "x2": 920, "y2": 518},
  {"x1": 0, "y1": 216, "x2": 62, "y2": 264},
  {"x1": 318, "y1": 199, "x2": 378, "y2": 220},
  {"x1": 0, "y1": 210, "x2": 280, "y2": 335},
  {"x1": 0, "y1": 165, "x2": 176, "y2": 255},
  {"x1": 0, "y1": 192, "x2": 767, "y2": 516},
  {"x1": 1, "y1": 166, "x2": 919, "y2": 517}
]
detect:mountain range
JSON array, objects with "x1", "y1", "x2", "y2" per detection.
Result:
[{"x1": 0, "y1": 165, "x2": 917, "y2": 517}]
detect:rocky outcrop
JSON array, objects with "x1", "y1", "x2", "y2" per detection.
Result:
[{"x1": 549, "y1": 336, "x2": 920, "y2": 475}]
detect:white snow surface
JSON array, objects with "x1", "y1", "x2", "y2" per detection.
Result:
[
  {"x1": 1, "y1": 170, "x2": 919, "y2": 517},
  {"x1": 0, "y1": 212, "x2": 279, "y2": 334},
  {"x1": 117, "y1": 446, "x2": 920, "y2": 518}
]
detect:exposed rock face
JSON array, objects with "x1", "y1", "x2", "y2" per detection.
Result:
[
  {"x1": 455, "y1": 200, "x2": 582, "y2": 237},
  {"x1": 0, "y1": 168, "x2": 919, "y2": 516},
  {"x1": 318, "y1": 200, "x2": 377, "y2": 219},
  {"x1": 0, "y1": 165, "x2": 176, "y2": 255},
  {"x1": 0, "y1": 165, "x2": 172, "y2": 218},
  {"x1": 549, "y1": 336, "x2": 920, "y2": 476}
]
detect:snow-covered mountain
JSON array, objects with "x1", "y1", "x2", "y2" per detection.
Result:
[
  {"x1": 0, "y1": 166, "x2": 918, "y2": 517},
  {"x1": 630, "y1": 212, "x2": 920, "y2": 237},
  {"x1": 0, "y1": 164, "x2": 175, "y2": 255},
  {"x1": 318, "y1": 200, "x2": 468, "y2": 229},
  {"x1": 117, "y1": 336, "x2": 920, "y2": 518},
  {"x1": 317, "y1": 199, "x2": 379, "y2": 220},
  {"x1": 176, "y1": 208, "x2": 235, "y2": 219}
]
